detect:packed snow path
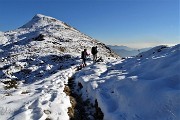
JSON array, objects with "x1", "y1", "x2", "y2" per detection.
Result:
[{"x1": 64, "y1": 67, "x2": 104, "y2": 120}]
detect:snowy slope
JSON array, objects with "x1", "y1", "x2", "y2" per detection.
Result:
[
  {"x1": 0, "y1": 14, "x2": 119, "y2": 120},
  {"x1": 0, "y1": 68, "x2": 73, "y2": 120},
  {"x1": 0, "y1": 14, "x2": 119, "y2": 85},
  {"x1": 0, "y1": 14, "x2": 179, "y2": 120},
  {"x1": 0, "y1": 14, "x2": 118, "y2": 62},
  {"x1": 75, "y1": 44, "x2": 180, "y2": 120}
]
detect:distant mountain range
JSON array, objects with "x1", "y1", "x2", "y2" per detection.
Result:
[{"x1": 108, "y1": 45, "x2": 151, "y2": 57}]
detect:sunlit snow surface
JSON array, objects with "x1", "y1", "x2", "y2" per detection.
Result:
[
  {"x1": 0, "y1": 14, "x2": 179, "y2": 120},
  {"x1": 75, "y1": 44, "x2": 180, "y2": 120},
  {"x1": 0, "y1": 14, "x2": 118, "y2": 120},
  {"x1": 0, "y1": 69, "x2": 73, "y2": 120}
]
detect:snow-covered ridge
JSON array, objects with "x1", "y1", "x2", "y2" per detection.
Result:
[{"x1": 75, "y1": 44, "x2": 180, "y2": 120}]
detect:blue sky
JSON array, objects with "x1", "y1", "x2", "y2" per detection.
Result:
[{"x1": 0, "y1": 0, "x2": 179, "y2": 48}]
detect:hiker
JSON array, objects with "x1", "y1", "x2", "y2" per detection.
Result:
[
  {"x1": 91, "y1": 46, "x2": 98, "y2": 62},
  {"x1": 81, "y1": 49, "x2": 89, "y2": 67}
]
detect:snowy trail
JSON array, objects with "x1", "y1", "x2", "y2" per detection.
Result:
[{"x1": 64, "y1": 63, "x2": 104, "y2": 120}]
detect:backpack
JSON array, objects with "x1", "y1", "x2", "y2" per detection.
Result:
[
  {"x1": 81, "y1": 51, "x2": 85, "y2": 59},
  {"x1": 91, "y1": 47, "x2": 97, "y2": 54}
]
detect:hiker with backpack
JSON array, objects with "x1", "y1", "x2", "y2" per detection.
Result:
[
  {"x1": 91, "y1": 46, "x2": 98, "y2": 62},
  {"x1": 81, "y1": 49, "x2": 89, "y2": 67}
]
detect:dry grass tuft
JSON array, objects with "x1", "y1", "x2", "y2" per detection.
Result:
[{"x1": 2, "y1": 80, "x2": 18, "y2": 89}]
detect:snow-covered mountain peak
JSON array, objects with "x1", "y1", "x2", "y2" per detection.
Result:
[
  {"x1": 21, "y1": 14, "x2": 69, "y2": 29},
  {"x1": 31, "y1": 14, "x2": 62, "y2": 24},
  {"x1": 1, "y1": 14, "x2": 119, "y2": 66},
  {"x1": 33, "y1": 14, "x2": 51, "y2": 19}
]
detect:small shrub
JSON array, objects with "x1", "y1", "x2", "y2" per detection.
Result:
[
  {"x1": 58, "y1": 46, "x2": 66, "y2": 52},
  {"x1": 3, "y1": 80, "x2": 18, "y2": 89},
  {"x1": 68, "y1": 107, "x2": 74, "y2": 118},
  {"x1": 63, "y1": 85, "x2": 71, "y2": 96}
]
